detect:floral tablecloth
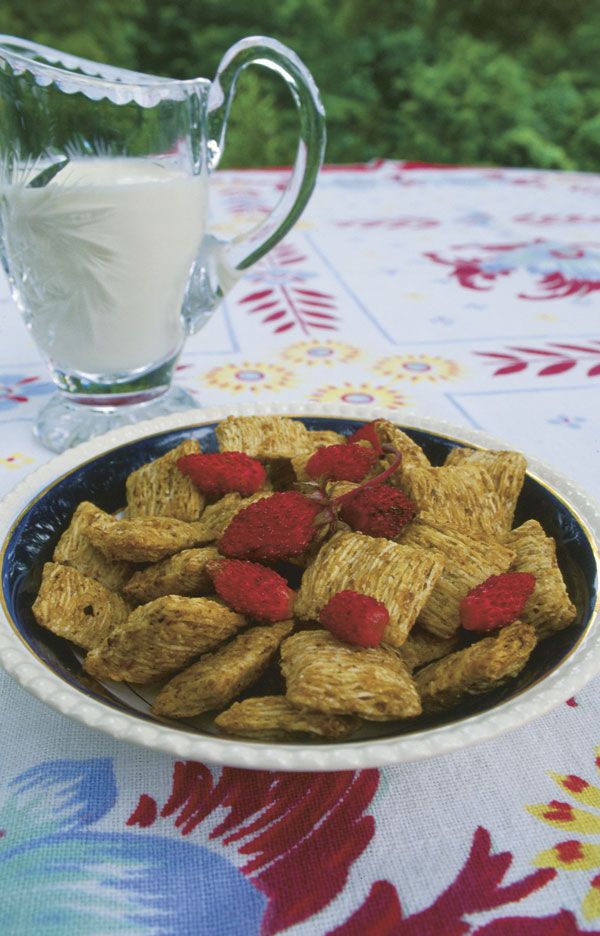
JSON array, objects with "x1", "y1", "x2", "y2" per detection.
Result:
[{"x1": 1, "y1": 160, "x2": 600, "y2": 934}]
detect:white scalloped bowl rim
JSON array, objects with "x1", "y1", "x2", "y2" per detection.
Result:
[{"x1": 1, "y1": 401, "x2": 599, "y2": 772}]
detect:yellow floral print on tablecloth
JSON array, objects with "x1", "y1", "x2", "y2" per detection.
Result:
[
  {"x1": 375, "y1": 353, "x2": 462, "y2": 383},
  {"x1": 527, "y1": 747, "x2": 600, "y2": 919},
  {"x1": 280, "y1": 341, "x2": 362, "y2": 367},
  {"x1": 0, "y1": 452, "x2": 34, "y2": 470},
  {"x1": 310, "y1": 382, "x2": 408, "y2": 410},
  {"x1": 202, "y1": 361, "x2": 297, "y2": 394}
]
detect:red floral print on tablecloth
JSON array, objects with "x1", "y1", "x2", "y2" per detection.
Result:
[
  {"x1": 474, "y1": 341, "x2": 600, "y2": 377},
  {"x1": 238, "y1": 242, "x2": 339, "y2": 335},
  {"x1": 426, "y1": 239, "x2": 600, "y2": 299}
]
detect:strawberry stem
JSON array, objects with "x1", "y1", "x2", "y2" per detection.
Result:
[
  {"x1": 332, "y1": 449, "x2": 402, "y2": 505},
  {"x1": 302, "y1": 448, "x2": 404, "y2": 540}
]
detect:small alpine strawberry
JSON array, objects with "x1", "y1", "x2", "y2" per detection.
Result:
[
  {"x1": 339, "y1": 485, "x2": 417, "y2": 539},
  {"x1": 306, "y1": 442, "x2": 377, "y2": 483},
  {"x1": 320, "y1": 590, "x2": 389, "y2": 647},
  {"x1": 177, "y1": 451, "x2": 266, "y2": 497},
  {"x1": 460, "y1": 572, "x2": 536, "y2": 632},
  {"x1": 219, "y1": 491, "x2": 324, "y2": 561},
  {"x1": 348, "y1": 422, "x2": 383, "y2": 455},
  {"x1": 207, "y1": 559, "x2": 294, "y2": 622}
]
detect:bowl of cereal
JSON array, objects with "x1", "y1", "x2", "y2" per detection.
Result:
[{"x1": 0, "y1": 403, "x2": 599, "y2": 771}]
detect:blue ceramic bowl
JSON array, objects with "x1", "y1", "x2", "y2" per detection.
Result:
[{"x1": 1, "y1": 404, "x2": 599, "y2": 771}]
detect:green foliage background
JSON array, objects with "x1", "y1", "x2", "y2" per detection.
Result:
[{"x1": 2, "y1": 0, "x2": 600, "y2": 170}]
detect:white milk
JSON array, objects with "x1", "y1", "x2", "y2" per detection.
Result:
[{"x1": 0, "y1": 158, "x2": 207, "y2": 374}]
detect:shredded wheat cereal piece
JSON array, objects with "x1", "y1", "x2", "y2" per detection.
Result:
[
  {"x1": 215, "y1": 696, "x2": 360, "y2": 740},
  {"x1": 415, "y1": 620, "x2": 537, "y2": 712},
  {"x1": 125, "y1": 439, "x2": 205, "y2": 521},
  {"x1": 123, "y1": 547, "x2": 220, "y2": 604},
  {"x1": 307, "y1": 430, "x2": 346, "y2": 447},
  {"x1": 398, "y1": 626, "x2": 460, "y2": 672},
  {"x1": 444, "y1": 447, "x2": 527, "y2": 531},
  {"x1": 295, "y1": 530, "x2": 443, "y2": 647},
  {"x1": 216, "y1": 415, "x2": 314, "y2": 460},
  {"x1": 373, "y1": 419, "x2": 430, "y2": 484},
  {"x1": 86, "y1": 510, "x2": 208, "y2": 563},
  {"x1": 401, "y1": 463, "x2": 505, "y2": 539},
  {"x1": 152, "y1": 620, "x2": 293, "y2": 717},
  {"x1": 53, "y1": 501, "x2": 133, "y2": 591},
  {"x1": 192, "y1": 493, "x2": 243, "y2": 540},
  {"x1": 398, "y1": 520, "x2": 516, "y2": 638},
  {"x1": 84, "y1": 596, "x2": 245, "y2": 683},
  {"x1": 289, "y1": 451, "x2": 313, "y2": 483},
  {"x1": 282, "y1": 630, "x2": 422, "y2": 720},
  {"x1": 501, "y1": 520, "x2": 577, "y2": 637},
  {"x1": 32, "y1": 562, "x2": 129, "y2": 650}
]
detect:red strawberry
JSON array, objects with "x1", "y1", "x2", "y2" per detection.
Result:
[
  {"x1": 339, "y1": 485, "x2": 417, "y2": 539},
  {"x1": 320, "y1": 590, "x2": 389, "y2": 647},
  {"x1": 348, "y1": 422, "x2": 383, "y2": 456},
  {"x1": 219, "y1": 491, "x2": 324, "y2": 561},
  {"x1": 460, "y1": 572, "x2": 536, "y2": 632},
  {"x1": 207, "y1": 559, "x2": 294, "y2": 622},
  {"x1": 306, "y1": 442, "x2": 377, "y2": 483},
  {"x1": 177, "y1": 452, "x2": 266, "y2": 496}
]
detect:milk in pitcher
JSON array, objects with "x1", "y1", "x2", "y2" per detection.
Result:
[{"x1": 0, "y1": 158, "x2": 207, "y2": 375}]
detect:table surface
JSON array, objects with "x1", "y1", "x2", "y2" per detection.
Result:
[{"x1": 1, "y1": 161, "x2": 600, "y2": 935}]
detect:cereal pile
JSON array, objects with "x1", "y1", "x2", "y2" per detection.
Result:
[{"x1": 31, "y1": 416, "x2": 577, "y2": 742}]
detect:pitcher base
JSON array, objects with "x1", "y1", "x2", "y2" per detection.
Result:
[{"x1": 35, "y1": 385, "x2": 199, "y2": 453}]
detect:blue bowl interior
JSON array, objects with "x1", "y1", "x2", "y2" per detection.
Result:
[{"x1": 2, "y1": 416, "x2": 597, "y2": 741}]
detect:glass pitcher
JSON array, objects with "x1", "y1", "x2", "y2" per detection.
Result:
[{"x1": 0, "y1": 35, "x2": 325, "y2": 452}]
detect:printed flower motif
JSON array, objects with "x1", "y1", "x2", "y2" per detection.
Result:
[
  {"x1": 281, "y1": 340, "x2": 361, "y2": 367},
  {"x1": 475, "y1": 342, "x2": 600, "y2": 378},
  {"x1": 426, "y1": 239, "x2": 600, "y2": 300},
  {"x1": 527, "y1": 747, "x2": 600, "y2": 919},
  {"x1": 238, "y1": 285, "x2": 338, "y2": 335},
  {"x1": 243, "y1": 242, "x2": 314, "y2": 287},
  {"x1": 548, "y1": 415, "x2": 586, "y2": 429},
  {"x1": 244, "y1": 267, "x2": 316, "y2": 286},
  {"x1": 0, "y1": 757, "x2": 378, "y2": 935},
  {"x1": 0, "y1": 374, "x2": 53, "y2": 412},
  {"x1": 514, "y1": 213, "x2": 600, "y2": 225},
  {"x1": 0, "y1": 757, "x2": 575, "y2": 934},
  {"x1": 0, "y1": 758, "x2": 267, "y2": 934},
  {"x1": 140, "y1": 760, "x2": 379, "y2": 934},
  {"x1": 335, "y1": 216, "x2": 439, "y2": 230},
  {"x1": 203, "y1": 361, "x2": 297, "y2": 394},
  {"x1": 333, "y1": 827, "x2": 558, "y2": 936},
  {"x1": 216, "y1": 184, "x2": 273, "y2": 215},
  {"x1": 430, "y1": 315, "x2": 455, "y2": 325},
  {"x1": 375, "y1": 353, "x2": 462, "y2": 383},
  {"x1": 211, "y1": 217, "x2": 265, "y2": 237},
  {"x1": 310, "y1": 382, "x2": 408, "y2": 410},
  {"x1": 0, "y1": 452, "x2": 34, "y2": 470},
  {"x1": 236, "y1": 242, "x2": 338, "y2": 335}
]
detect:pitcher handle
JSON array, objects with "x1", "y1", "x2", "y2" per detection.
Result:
[{"x1": 183, "y1": 36, "x2": 325, "y2": 333}]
